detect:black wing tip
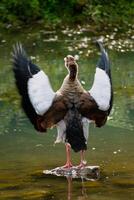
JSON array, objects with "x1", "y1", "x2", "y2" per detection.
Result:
[
  {"x1": 12, "y1": 42, "x2": 27, "y2": 62},
  {"x1": 95, "y1": 40, "x2": 105, "y2": 53},
  {"x1": 95, "y1": 40, "x2": 110, "y2": 73}
]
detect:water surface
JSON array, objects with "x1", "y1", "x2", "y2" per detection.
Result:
[{"x1": 0, "y1": 26, "x2": 134, "y2": 199}]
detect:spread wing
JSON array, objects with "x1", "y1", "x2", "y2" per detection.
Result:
[
  {"x1": 79, "y1": 41, "x2": 113, "y2": 127},
  {"x1": 12, "y1": 43, "x2": 67, "y2": 131},
  {"x1": 90, "y1": 41, "x2": 113, "y2": 114}
]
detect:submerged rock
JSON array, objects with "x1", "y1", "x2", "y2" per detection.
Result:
[{"x1": 43, "y1": 166, "x2": 100, "y2": 181}]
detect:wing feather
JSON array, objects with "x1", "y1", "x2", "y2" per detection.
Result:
[
  {"x1": 12, "y1": 43, "x2": 56, "y2": 130},
  {"x1": 89, "y1": 41, "x2": 113, "y2": 113},
  {"x1": 90, "y1": 67, "x2": 111, "y2": 111},
  {"x1": 28, "y1": 70, "x2": 55, "y2": 115}
]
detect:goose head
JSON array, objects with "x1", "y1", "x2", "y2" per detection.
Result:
[{"x1": 64, "y1": 55, "x2": 78, "y2": 81}]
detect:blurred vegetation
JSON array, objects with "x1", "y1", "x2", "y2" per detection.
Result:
[{"x1": 0, "y1": 0, "x2": 134, "y2": 27}]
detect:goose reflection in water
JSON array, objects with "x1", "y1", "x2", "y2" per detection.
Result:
[{"x1": 44, "y1": 166, "x2": 100, "y2": 200}]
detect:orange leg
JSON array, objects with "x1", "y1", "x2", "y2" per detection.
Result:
[
  {"x1": 77, "y1": 150, "x2": 87, "y2": 168},
  {"x1": 62, "y1": 143, "x2": 73, "y2": 168}
]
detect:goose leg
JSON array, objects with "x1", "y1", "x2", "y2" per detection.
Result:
[
  {"x1": 63, "y1": 143, "x2": 73, "y2": 168},
  {"x1": 78, "y1": 150, "x2": 87, "y2": 168}
]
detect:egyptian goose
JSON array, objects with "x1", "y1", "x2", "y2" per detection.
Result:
[{"x1": 12, "y1": 41, "x2": 113, "y2": 168}]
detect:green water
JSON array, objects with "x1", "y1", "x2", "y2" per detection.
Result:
[{"x1": 0, "y1": 26, "x2": 134, "y2": 199}]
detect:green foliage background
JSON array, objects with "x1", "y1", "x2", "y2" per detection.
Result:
[{"x1": 0, "y1": 0, "x2": 134, "y2": 26}]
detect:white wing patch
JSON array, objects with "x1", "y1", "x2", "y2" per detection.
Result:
[
  {"x1": 90, "y1": 68, "x2": 111, "y2": 111},
  {"x1": 28, "y1": 70, "x2": 55, "y2": 115}
]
